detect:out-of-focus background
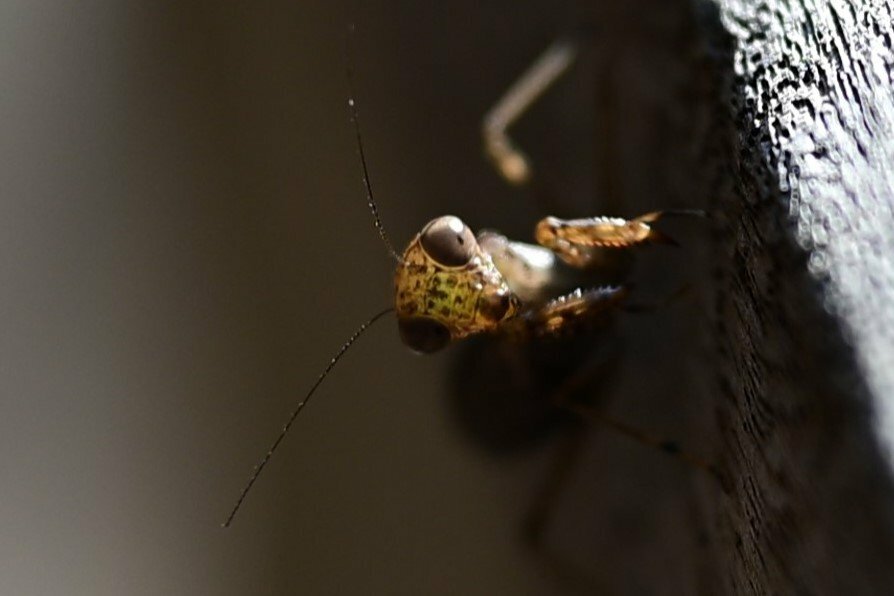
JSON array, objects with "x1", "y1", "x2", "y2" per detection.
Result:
[{"x1": 0, "y1": 1, "x2": 715, "y2": 594}]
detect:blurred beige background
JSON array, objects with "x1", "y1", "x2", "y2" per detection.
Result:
[{"x1": 0, "y1": 1, "x2": 713, "y2": 594}]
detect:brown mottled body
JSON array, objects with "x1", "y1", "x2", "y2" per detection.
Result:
[{"x1": 393, "y1": 213, "x2": 668, "y2": 354}]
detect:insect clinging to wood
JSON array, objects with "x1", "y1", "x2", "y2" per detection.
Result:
[{"x1": 222, "y1": 34, "x2": 719, "y2": 530}]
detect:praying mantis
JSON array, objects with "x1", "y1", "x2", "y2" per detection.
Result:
[{"x1": 223, "y1": 34, "x2": 720, "y2": 532}]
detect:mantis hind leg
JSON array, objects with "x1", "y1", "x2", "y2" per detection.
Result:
[
  {"x1": 482, "y1": 38, "x2": 578, "y2": 187},
  {"x1": 546, "y1": 340, "x2": 727, "y2": 487},
  {"x1": 520, "y1": 320, "x2": 724, "y2": 554}
]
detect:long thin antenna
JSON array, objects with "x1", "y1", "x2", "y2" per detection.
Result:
[
  {"x1": 345, "y1": 24, "x2": 402, "y2": 262},
  {"x1": 222, "y1": 307, "x2": 394, "y2": 528}
]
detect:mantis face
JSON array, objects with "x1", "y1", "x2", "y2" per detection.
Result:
[{"x1": 394, "y1": 216, "x2": 520, "y2": 353}]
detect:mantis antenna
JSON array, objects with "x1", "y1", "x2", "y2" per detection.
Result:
[
  {"x1": 345, "y1": 24, "x2": 402, "y2": 262},
  {"x1": 222, "y1": 307, "x2": 393, "y2": 528},
  {"x1": 223, "y1": 25, "x2": 406, "y2": 528}
]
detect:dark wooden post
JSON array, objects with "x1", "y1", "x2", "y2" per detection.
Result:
[{"x1": 699, "y1": 1, "x2": 894, "y2": 593}]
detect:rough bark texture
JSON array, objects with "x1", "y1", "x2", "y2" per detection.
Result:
[{"x1": 701, "y1": 0, "x2": 894, "y2": 593}]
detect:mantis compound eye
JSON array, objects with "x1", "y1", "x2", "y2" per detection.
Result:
[
  {"x1": 397, "y1": 316, "x2": 452, "y2": 354},
  {"x1": 419, "y1": 216, "x2": 477, "y2": 267}
]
